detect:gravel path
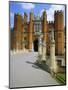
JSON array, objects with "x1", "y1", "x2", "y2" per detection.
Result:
[{"x1": 10, "y1": 52, "x2": 59, "y2": 88}]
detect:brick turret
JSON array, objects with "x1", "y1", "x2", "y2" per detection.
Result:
[
  {"x1": 54, "y1": 10, "x2": 64, "y2": 55},
  {"x1": 13, "y1": 14, "x2": 23, "y2": 50}
]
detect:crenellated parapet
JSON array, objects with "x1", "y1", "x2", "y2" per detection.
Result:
[
  {"x1": 48, "y1": 21, "x2": 54, "y2": 31},
  {"x1": 54, "y1": 10, "x2": 63, "y2": 14}
]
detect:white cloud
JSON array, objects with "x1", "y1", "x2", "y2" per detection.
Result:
[
  {"x1": 40, "y1": 9, "x2": 45, "y2": 17},
  {"x1": 47, "y1": 5, "x2": 65, "y2": 21},
  {"x1": 21, "y1": 3, "x2": 35, "y2": 10},
  {"x1": 40, "y1": 5, "x2": 65, "y2": 21},
  {"x1": 10, "y1": 12, "x2": 14, "y2": 17},
  {"x1": 11, "y1": 23, "x2": 14, "y2": 28},
  {"x1": 10, "y1": 12, "x2": 14, "y2": 28}
]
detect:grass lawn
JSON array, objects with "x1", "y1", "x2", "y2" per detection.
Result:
[
  {"x1": 55, "y1": 73, "x2": 66, "y2": 85},
  {"x1": 35, "y1": 61, "x2": 66, "y2": 85}
]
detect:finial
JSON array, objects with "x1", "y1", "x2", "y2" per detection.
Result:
[{"x1": 24, "y1": 12, "x2": 27, "y2": 17}]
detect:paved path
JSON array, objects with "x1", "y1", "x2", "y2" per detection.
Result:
[{"x1": 10, "y1": 52, "x2": 59, "y2": 88}]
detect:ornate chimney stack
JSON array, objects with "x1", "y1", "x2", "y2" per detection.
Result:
[
  {"x1": 21, "y1": 17, "x2": 25, "y2": 50},
  {"x1": 42, "y1": 10, "x2": 47, "y2": 41},
  {"x1": 24, "y1": 12, "x2": 28, "y2": 24},
  {"x1": 41, "y1": 10, "x2": 47, "y2": 61},
  {"x1": 28, "y1": 12, "x2": 33, "y2": 51}
]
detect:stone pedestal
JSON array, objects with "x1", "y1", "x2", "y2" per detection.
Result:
[
  {"x1": 50, "y1": 30, "x2": 58, "y2": 75},
  {"x1": 37, "y1": 34, "x2": 47, "y2": 63},
  {"x1": 36, "y1": 36, "x2": 42, "y2": 63},
  {"x1": 29, "y1": 43, "x2": 34, "y2": 52},
  {"x1": 50, "y1": 41, "x2": 58, "y2": 75},
  {"x1": 32, "y1": 43, "x2": 34, "y2": 52},
  {"x1": 42, "y1": 41, "x2": 46, "y2": 62},
  {"x1": 38, "y1": 37, "x2": 42, "y2": 56}
]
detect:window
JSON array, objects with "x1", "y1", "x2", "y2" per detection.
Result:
[{"x1": 34, "y1": 22, "x2": 42, "y2": 33}]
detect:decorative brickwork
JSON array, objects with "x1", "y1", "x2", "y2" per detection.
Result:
[
  {"x1": 54, "y1": 11, "x2": 64, "y2": 55},
  {"x1": 11, "y1": 10, "x2": 65, "y2": 55}
]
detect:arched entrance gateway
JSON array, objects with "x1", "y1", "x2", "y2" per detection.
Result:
[{"x1": 33, "y1": 39, "x2": 38, "y2": 52}]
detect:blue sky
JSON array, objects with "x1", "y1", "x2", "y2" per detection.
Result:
[{"x1": 9, "y1": 2, "x2": 65, "y2": 28}]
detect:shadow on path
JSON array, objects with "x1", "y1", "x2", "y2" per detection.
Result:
[
  {"x1": 26, "y1": 61, "x2": 34, "y2": 65},
  {"x1": 26, "y1": 61, "x2": 50, "y2": 73},
  {"x1": 26, "y1": 61, "x2": 40, "y2": 69}
]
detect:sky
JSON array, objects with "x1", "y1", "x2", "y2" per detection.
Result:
[{"x1": 9, "y1": 1, "x2": 65, "y2": 28}]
